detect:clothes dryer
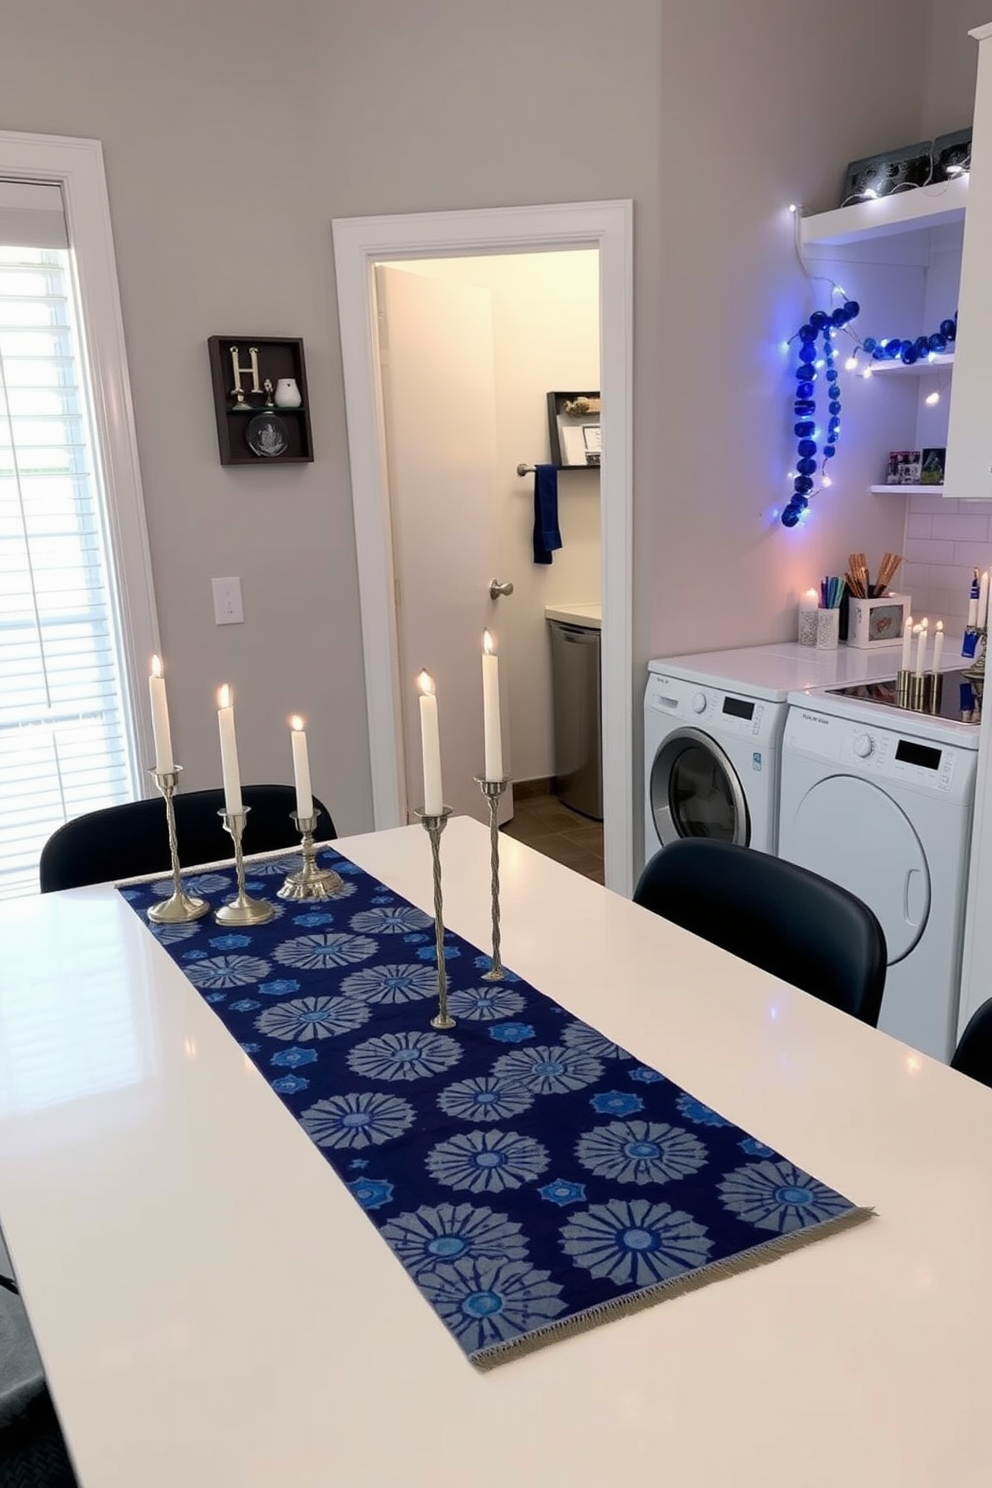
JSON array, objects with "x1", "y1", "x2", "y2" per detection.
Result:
[{"x1": 779, "y1": 671, "x2": 980, "y2": 1060}]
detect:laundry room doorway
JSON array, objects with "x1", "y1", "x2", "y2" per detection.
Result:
[
  {"x1": 333, "y1": 201, "x2": 633, "y2": 893},
  {"x1": 376, "y1": 249, "x2": 603, "y2": 847}
]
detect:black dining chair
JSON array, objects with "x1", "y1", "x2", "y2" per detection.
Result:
[
  {"x1": 632, "y1": 838, "x2": 887, "y2": 1026},
  {"x1": 950, "y1": 998, "x2": 992, "y2": 1089},
  {"x1": 0, "y1": 1229, "x2": 77, "y2": 1485},
  {"x1": 39, "y1": 784, "x2": 335, "y2": 893}
]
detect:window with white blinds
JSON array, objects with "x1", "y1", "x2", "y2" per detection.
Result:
[{"x1": 0, "y1": 181, "x2": 140, "y2": 898}]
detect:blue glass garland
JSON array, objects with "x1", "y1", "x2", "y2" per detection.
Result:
[
  {"x1": 781, "y1": 307, "x2": 958, "y2": 529},
  {"x1": 782, "y1": 301, "x2": 859, "y2": 528}
]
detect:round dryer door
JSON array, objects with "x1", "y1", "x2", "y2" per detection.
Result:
[
  {"x1": 649, "y1": 728, "x2": 750, "y2": 849},
  {"x1": 787, "y1": 776, "x2": 929, "y2": 965}
]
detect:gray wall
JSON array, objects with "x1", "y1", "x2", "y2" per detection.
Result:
[
  {"x1": 922, "y1": 0, "x2": 988, "y2": 137},
  {"x1": 0, "y1": 0, "x2": 968, "y2": 840}
]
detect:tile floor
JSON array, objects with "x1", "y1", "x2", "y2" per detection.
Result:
[{"x1": 500, "y1": 789, "x2": 604, "y2": 883}]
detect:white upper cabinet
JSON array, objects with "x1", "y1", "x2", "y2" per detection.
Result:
[{"x1": 943, "y1": 23, "x2": 992, "y2": 500}]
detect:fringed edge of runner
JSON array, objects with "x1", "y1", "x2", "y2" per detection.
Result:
[{"x1": 471, "y1": 1204, "x2": 875, "y2": 1371}]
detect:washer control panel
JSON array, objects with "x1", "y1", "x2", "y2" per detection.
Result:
[
  {"x1": 646, "y1": 675, "x2": 778, "y2": 743},
  {"x1": 785, "y1": 706, "x2": 977, "y2": 801}
]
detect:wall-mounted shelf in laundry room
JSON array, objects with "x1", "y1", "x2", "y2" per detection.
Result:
[
  {"x1": 800, "y1": 178, "x2": 966, "y2": 506},
  {"x1": 869, "y1": 484, "x2": 943, "y2": 495},
  {"x1": 869, "y1": 353, "x2": 955, "y2": 375},
  {"x1": 800, "y1": 175, "x2": 969, "y2": 248}
]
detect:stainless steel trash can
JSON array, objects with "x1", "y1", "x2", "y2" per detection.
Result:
[{"x1": 548, "y1": 620, "x2": 603, "y2": 820}]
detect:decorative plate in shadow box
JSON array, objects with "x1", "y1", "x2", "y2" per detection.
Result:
[{"x1": 246, "y1": 412, "x2": 289, "y2": 458}]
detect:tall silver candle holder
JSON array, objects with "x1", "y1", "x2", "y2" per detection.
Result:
[
  {"x1": 475, "y1": 776, "x2": 510, "y2": 981},
  {"x1": 415, "y1": 806, "x2": 455, "y2": 1029},
  {"x1": 146, "y1": 766, "x2": 211, "y2": 925},
  {"x1": 963, "y1": 625, "x2": 988, "y2": 685},
  {"x1": 277, "y1": 809, "x2": 344, "y2": 901},
  {"x1": 216, "y1": 806, "x2": 276, "y2": 926}
]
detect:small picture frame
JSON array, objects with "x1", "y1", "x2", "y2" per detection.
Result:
[
  {"x1": 547, "y1": 390, "x2": 601, "y2": 469},
  {"x1": 886, "y1": 450, "x2": 922, "y2": 485},
  {"x1": 920, "y1": 447, "x2": 946, "y2": 485}
]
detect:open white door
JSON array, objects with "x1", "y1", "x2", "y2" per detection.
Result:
[
  {"x1": 376, "y1": 264, "x2": 512, "y2": 825},
  {"x1": 333, "y1": 200, "x2": 633, "y2": 893}
]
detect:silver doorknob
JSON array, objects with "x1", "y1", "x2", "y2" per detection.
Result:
[{"x1": 489, "y1": 578, "x2": 515, "y2": 599}]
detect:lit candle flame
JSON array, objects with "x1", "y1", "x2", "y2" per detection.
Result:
[
  {"x1": 417, "y1": 670, "x2": 435, "y2": 697},
  {"x1": 218, "y1": 684, "x2": 232, "y2": 709},
  {"x1": 290, "y1": 714, "x2": 305, "y2": 732},
  {"x1": 151, "y1": 654, "x2": 163, "y2": 678},
  {"x1": 483, "y1": 629, "x2": 495, "y2": 656}
]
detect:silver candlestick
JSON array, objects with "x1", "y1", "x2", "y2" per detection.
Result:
[
  {"x1": 146, "y1": 766, "x2": 211, "y2": 925},
  {"x1": 475, "y1": 776, "x2": 510, "y2": 981},
  {"x1": 215, "y1": 807, "x2": 276, "y2": 926},
  {"x1": 415, "y1": 806, "x2": 455, "y2": 1029},
  {"x1": 963, "y1": 625, "x2": 988, "y2": 685},
  {"x1": 277, "y1": 810, "x2": 344, "y2": 901}
]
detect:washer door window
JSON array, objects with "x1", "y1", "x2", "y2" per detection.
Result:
[{"x1": 650, "y1": 728, "x2": 750, "y2": 848}]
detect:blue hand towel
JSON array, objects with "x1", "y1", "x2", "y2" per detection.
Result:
[{"x1": 532, "y1": 463, "x2": 562, "y2": 564}]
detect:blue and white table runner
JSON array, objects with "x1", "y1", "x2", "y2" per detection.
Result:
[{"x1": 120, "y1": 848, "x2": 871, "y2": 1369}]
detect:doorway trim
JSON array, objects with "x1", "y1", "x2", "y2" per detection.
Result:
[{"x1": 333, "y1": 200, "x2": 633, "y2": 893}]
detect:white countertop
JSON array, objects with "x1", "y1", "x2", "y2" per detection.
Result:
[
  {"x1": 2, "y1": 817, "x2": 992, "y2": 1487},
  {"x1": 545, "y1": 602, "x2": 601, "y2": 629},
  {"x1": 648, "y1": 639, "x2": 964, "y2": 703}
]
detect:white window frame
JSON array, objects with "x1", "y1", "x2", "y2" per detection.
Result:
[{"x1": 0, "y1": 129, "x2": 159, "y2": 783}]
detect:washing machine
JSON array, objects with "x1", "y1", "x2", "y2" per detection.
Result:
[
  {"x1": 779, "y1": 670, "x2": 981, "y2": 1061},
  {"x1": 643, "y1": 642, "x2": 913, "y2": 869}
]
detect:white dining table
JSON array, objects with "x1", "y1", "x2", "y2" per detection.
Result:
[{"x1": 1, "y1": 816, "x2": 991, "y2": 1486}]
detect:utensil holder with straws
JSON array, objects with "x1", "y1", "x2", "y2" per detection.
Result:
[
  {"x1": 475, "y1": 776, "x2": 510, "y2": 981},
  {"x1": 146, "y1": 765, "x2": 212, "y2": 925},
  {"x1": 415, "y1": 806, "x2": 455, "y2": 1029},
  {"x1": 844, "y1": 550, "x2": 904, "y2": 602}
]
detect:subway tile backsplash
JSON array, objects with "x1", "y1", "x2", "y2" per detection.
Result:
[{"x1": 903, "y1": 495, "x2": 992, "y2": 636}]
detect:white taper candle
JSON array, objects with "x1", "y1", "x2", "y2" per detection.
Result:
[
  {"x1": 149, "y1": 654, "x2": 174, "y2": 773},
  {"x1": 417, "y1": 671, "x2": 443, "y2": 816},
  {"x1": 932, "y1": 621, "x2": 944, "y2": 674},
  {"x1": 901, "y1": 616, "x2": 913, "y2": 673},
  {"x1": 482, "y1": 630, "x2": 503, "y2": 782},
  {"x1": 980, "y1": 571, "x2": 990, "y2": 631},
  {"x1": 216, "y1": 685, "x2": 243, "y2": 816},
  {"x1": 289, "y1": 716, "x2": 313, "y2": 820},
  {"x1": 915, "y1": 623, "x2": 927, "y2": 677}
]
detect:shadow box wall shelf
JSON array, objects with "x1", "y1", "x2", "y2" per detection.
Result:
[
  {"x1": 800, "y1": 177, "x2": 967, "y2": 502},
  {"x1": 547, "y1": 390, "x2": 601, "y2": 469},
  {"x1": 207, "y1": 336, "x2": 314, "y2": 465}
]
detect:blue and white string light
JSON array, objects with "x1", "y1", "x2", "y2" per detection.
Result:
[
  {"x1": 781, "y1": 304, "x2": 958, "y2": 529},
  {"x1": 782, "y1": 299, "x2": 859, "y2": 528}
]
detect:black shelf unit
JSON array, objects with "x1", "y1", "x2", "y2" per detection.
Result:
[{"x1": 207, "y1": 335, "x2": 314, "y2": 465}]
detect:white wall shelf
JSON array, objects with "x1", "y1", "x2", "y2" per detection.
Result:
[
  {"x1": 869, "y1": 484, "x2": 943, "y2": 495},
  {"x1": 800, "y1": 177, "x2": 969, "y2": 248},
  {"x1": 869, "y1": 352, "x2": 954, "y2": 375}
]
